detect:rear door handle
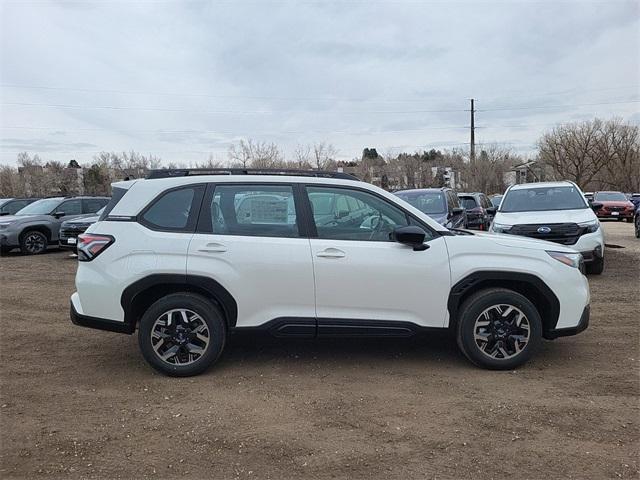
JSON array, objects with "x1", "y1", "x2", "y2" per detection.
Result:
[
  {"x1": 316, "y1": 248, "x2": 346, "y2": 258},
  {"x1": 197, "y1": 242, "x2": 227, "y2": 253}
]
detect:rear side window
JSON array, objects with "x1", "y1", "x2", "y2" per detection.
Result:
[
  {"x1": 84, "y1": 198, "x2": 108, "y2": 214},
  {"x1": 200, "y1": 184, "x2": 299, "y2": 238},
  {"x1": 100, "y1": 187, "x2": 128, "y2": 220},
  {"x1": 57, "y1": 199, "x2": 82, "y2": 215},
  {"x1": 140, "y1": 185, "x2": 204, "y2": 232}
]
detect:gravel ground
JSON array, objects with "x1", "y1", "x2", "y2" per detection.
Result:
[{"x1": 1, "y1": 221, "x2": 638, "y2": 479}]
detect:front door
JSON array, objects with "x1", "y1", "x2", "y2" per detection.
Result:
[{"x1": 305, "y1": 185, "x2": 451, "y2": 330}]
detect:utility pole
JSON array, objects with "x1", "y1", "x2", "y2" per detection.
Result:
[{"x1": 470, "y1": 98, "x2": 476, "y2": 163}]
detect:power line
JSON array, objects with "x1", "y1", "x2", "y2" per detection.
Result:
[
  {"x1": 2, "y1": 82, "x2": 638, "y2": 104},
  {"x1": 478, "y1": 99, "x2": 640, "y2": 112},
  {"x1": 0, "y1": 101, "x2": 468, "y2": 115}
]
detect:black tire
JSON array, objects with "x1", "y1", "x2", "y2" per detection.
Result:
[
  {"x1": 138, "y1": 293, "x2": 226, "y2": 377},
  {"x1": 456, "y1": 288, "x2": 542, "y2": 370},
  {"x1": 586, "y1": 255, "x2": 605, "y2": 275},
  {"x1": 19, "y1": 230, "x2": 48, "y2": 255}
]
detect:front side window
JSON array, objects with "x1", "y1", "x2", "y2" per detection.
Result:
[
  {"x1": 307, "y1": 186, "x2": 418, "y2": 242},
  {"x1": 501, "y1": 186, "x2": 587, "y2": 212},
  {"x1": 204, "y1": 184, "x2": 298, "y2": 238},
  {"x1": 141, "y1": 186, "x2": 202, "y2": 231},
  {"x1": 395, "y1": 191, "x2": 446, "y2": 215}
]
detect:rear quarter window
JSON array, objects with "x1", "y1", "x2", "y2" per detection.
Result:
[{"x1": 100, "y1": 187, "x2": 128, "y2": 220}]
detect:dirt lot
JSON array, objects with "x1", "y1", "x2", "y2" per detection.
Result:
[{"x1": 1, "y1": 222, "x2": 638, "y2": 479}]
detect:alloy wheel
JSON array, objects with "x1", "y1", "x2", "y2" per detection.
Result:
[
  {"x1": 24, "y1": 232, "x2": 46, "y2": 254},
  {"x1": 473, "y1": 304, "x2": 530, "y2": 360},
  {"x1": 150, "y1": 309, "x2": 210, "y2": 365}
]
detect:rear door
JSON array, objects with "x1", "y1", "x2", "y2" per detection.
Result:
[{"x1": 187, "y1": 183, "x2": 316, "y2": 331}]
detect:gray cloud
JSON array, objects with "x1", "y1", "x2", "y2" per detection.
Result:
[{"x1": 0, "y1": 0, "x2": 638, "y2": 165}]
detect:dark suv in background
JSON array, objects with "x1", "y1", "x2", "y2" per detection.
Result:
[
  {"x1": 395, "y1": 187, "x2": 467, "y2": 228},
  {"x1": 458, "y1": 192, "x2": 496, "y2": 230},
  {"x1": 0, "y1": 196, "x2": 109, "y2": 255},
  {"x1": 0, "y1": 198, "x2": 40, "y2": 216}
]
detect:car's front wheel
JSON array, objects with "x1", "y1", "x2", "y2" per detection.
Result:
[
  {"x1": 456, "y1": 288, "x2": 542, "y2": 370},
  {"x1": 138, "y1": 293, "x2": 226, "y2": 377},
  {"x1": 20, "y1": 230, "x2": 48, "y2": 255}
]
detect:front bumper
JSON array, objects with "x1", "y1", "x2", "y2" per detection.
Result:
[
  {"x1": 597, "y1": 211, "x2": 634, "y2": 219},
  {"x1": 579, "y1": 245, "x2": 603, "y2": 264},
  {"x1": 59, "y1": 236, "x2": 78, "y2": 251},
  {"x1": 545, "y1": 305, "x2": 590, "y2": 339}
]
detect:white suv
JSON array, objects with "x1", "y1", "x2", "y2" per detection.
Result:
[
  {"x1": 71, "y1": 170, "x2": 590, "y2": 376},
  {"x1": 491, "y1": 181, "x2": 605, "y2": 274}
]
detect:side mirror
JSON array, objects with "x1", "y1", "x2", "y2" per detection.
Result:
[
  {"x1": 392, "y1": 226, "x2": 429, "y2": 251},
  {"x1": 52, "y1": 211, "x2": 66, "y2": 219},
  {"x1": 486, "y1": 207, "x2": 496, "y2": 215},
  {"x1": 590, "y1": 202, "x2": 603, "y2": 211},
  {"x1": 452, "y1": 207, "x2": 464, "y2": 215}
]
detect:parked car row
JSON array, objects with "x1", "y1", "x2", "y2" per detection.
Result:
[
  {"x1": 393, "y1": 187, "x2": 497, "y2": 230},
  {"x1": 0, "y1": 196, "x2": 109, "y2": 255}
]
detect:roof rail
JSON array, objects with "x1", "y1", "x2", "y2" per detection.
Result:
[{"x1": 146, "y1": 168, "x2": 359, "y2": 181}]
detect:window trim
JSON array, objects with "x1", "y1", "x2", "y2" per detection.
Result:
[
  {"x1": 302, "y1": 183, "x2": 439, "y2": 242},
  {"x1": 195, "y1": 182, "x2": 307, "y2": 239},
  {"x1": 138, "y1": 184, "x2": 206, "y2": 233}
]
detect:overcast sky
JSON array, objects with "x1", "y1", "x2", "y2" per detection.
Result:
[{"x1": 0, "y1": 0, "x2": 638, "y2": 166}]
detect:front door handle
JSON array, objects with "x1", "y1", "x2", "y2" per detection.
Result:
[
  {"x1": 316, "y1": 248, "x2": 346, "y2": 258},
  {"x1": 197, "y1": 242, "x2": 227, "y2": 253}
]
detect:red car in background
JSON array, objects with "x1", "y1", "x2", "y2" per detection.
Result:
[{"x1": 593, "y1": 191, "x2": 635, "y2": 222}]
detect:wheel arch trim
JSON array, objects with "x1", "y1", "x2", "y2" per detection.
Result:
[
  {"x1": 447, "y1": 271, "x2": 560, "y2": 336},
  {"x1": 120, "y1": 274, "x2": 238, "y2": 330}
]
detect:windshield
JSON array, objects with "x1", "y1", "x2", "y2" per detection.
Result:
[
  {"x1": 491, "y1": 195, "x2": 502, "y2": 207},
  {"x1": 459, "y1": 197, "x2": 478, "y2": 209},
  {"x1": 396, "y1": 191, "x2": 446, "y2": 214},
  {"x1": 15, "y1": 198, "x2": 61, "y2": 215},
  {"x1": 594, "y1": 192, "x2": 628, "y2": 202},
  {"x1": 500, "y1": 186, "x2": 587, "y2": 212}
]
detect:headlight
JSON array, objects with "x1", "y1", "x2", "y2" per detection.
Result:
[
  {"x1": 547, "y1": 251, "x2": 583, "y2": 269},
  {"x1": 578, "y1": 219, "x2": 600, "y2": 233},
  {"x1": 491, "y1": 222, "x2": 512, "y2": 233}
]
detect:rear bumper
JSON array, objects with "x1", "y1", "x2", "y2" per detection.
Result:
[
  {"x1": 545, "y1": 305, "x2": 590, "y2": 339},
  {"x1": 70, "y1": 296, "x2": 134, "y2": 334}
]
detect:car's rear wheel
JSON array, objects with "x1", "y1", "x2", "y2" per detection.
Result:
[
  {"x1": 456, "y1": 288, "x2": 542, "y2": 370},
  {"x1": 586, "y1": 255, "x2": 605, "y2": 275},
  {"x1": 138, "y1": 293, "x2": 226, "y2": 377},
  {"x1": 20, "y1": 230, "x2": 48, "y2": 255}
]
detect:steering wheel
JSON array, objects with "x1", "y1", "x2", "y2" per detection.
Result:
[{"x1": 368, "y1": 212, "x2": 386, "y2": 241}]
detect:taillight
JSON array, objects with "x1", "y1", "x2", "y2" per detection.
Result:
[{"x1": 77, "y1": 233, "x2": 114, "y2": 261}]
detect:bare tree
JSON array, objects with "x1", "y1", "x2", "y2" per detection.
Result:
[
  {"x1": 292, "y1": 144, "x2": 313, "y2": 169},
  {"x1": 228, "y1": 139, "x2": 284, "y2": 169},
  {"x1": 537, "y1": 119, "x2": 608, "y2": 189},
  {"x1": 312, "y1": 142, "x2": 338, "y2": 170},
  {"x1": 461, "y1": 144, "x2": 517, "y2": 194},
  {"x1": 597, "y1": 119, "x2": 640, "y2": 192}
]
